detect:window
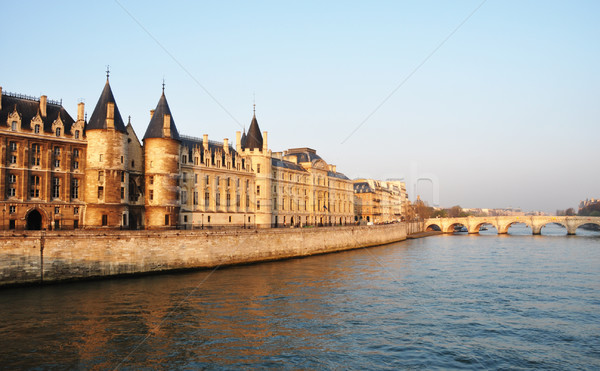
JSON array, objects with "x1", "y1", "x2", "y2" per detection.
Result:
[
  {"x1": 164, "y1": 214, "x2": 170, "y2": 226},
  {"x1": 34, "y1": 125, "x2": 40, "y2": 134},
  {"x1": 98, "y1": 171, "x2": 104, "y2": 182},
  {"x1": 52, "y1": 177, "x2": 60, "y2": 198},
  {"x1": 102, "y1": 215, "x2": 108, "y2": 226},
  {"x1": 10, "y1": 155, "x2": 17, "y2": 164},
  {"x1": 184, "y1": 215, "x2": 188, "y2": 223},
  {"x1": 149, "y1": 190, "x2": 154, "y2": 200},
  {"x1": 256, "y1": 185, "x2": 260, "y2": 195},
  {"x1": 99, "y1": 154, "x2": 103, "y2": 162},
  {"x1": 120, "y1": 187, "x2": 125, "y2": 199},
  {"x1": 30, "y1": 175, "x2": 41, "y2": 198},
  {"x1": 31, "y1": 144, "x2": 41, "y2": 166},
  {"x1": 120, "y1": 156, "x2": 124, "y2": 164},
  {"x1": 194, "y1": 157, "x2": 199, "y2": 165},
  {"x1": 123, "y1": 214, "x2": 128, "y2": 226},
  {"x1": 205, "y1": 175, "x2": 209, "y2": 185},
  {"x1": 257, "y1": 200, "x2": 260, "y2": 210},
  {"x1": 9, "y1": 206, "x2": 16, "y2": 214},
  {"x1": 194, "y1": 174, "x2": 198, "y2": 183},
  {"x1": 54, "y1": 159, "x2": 60, "y2": 168},
  {"x1": 74, "y1": 130, "x2": 80, "y2": 139},
  {"x1": 121, "y1": 172, "x2": 125, "y2": 182},
  {"x1": 149, "y1": 176, "x2": 154, "y2": 185},
  {"x1": 183, "y1": 172, "x2": 187, "y2": 183},
  {"x1": 73, "y1": 161, "x2": 79, "y2": 169},
  {"x1": 131, "y1": 160, "x2": 135, "y2": 167},
  {"x1": 98, "y1": 186, "x2": 104, "y2": 200},
  {"x1": 229, "y1": 216, "x2": 232, "y2": 223},
  {"x1": 9, "y1": 142, "x2": 17, "y2": 151},
  {"x1": 216, "y1": 190, "x2": 221, "y2": 207},
  {"x1": 182, "y1": 155, "x2": 187, "y2": 164},
  {"x1": 236, "y1": 194, "x2": 241, "y2": 207},
  {"x1": 257, "y1": 164, "x2": 261, "y2": 173},
  {"x1": 55, "y1": 128, "x2": 61, "y2": 137},
  {"x1": 226, "y1": 192, "x2": 231, "y2": 207},
  {"x1": 11, "y1": 121, "x2": 17, "y2": 131},
  {"x1": 8, "y1": 187, "x2": 16, "y2": 197},
  {"x1": 194, "y1": 191, "x2": 198, "y2": 205},
  {"x1": 181, "y1": 190, "x2": 188, "y2": 204},
  {"x1": 9, "y1": 174, "x2": 16, "y2": 183},
  {"x1": 54, "y1": 207, "x2": 60, "y2": 214},
  {"x1": 73, "y1": 149, "x2": 79, "y2": 158}
]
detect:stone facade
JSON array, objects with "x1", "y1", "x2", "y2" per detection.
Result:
[
  {"x1": 0, "y1": 223, "x2": 407, "y2": 286},
  {"x1": 1, "y1": 80, "x2": 355, "y2": 230},
  {"x1": 353, "y1": 178, "x2": 407, "y2": 224}
]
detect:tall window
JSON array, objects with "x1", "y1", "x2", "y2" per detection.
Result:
[
  {"x1": 71, "y1": 179, "x2": 79, "y2": 199},
  {"x1": 149, "y1": 190, "x2": 154, "y2": 200},
  {"x1": 31, "y1": 144, "x2": 41, "y2": 166},
  {"x1": 74, "y1": 130, "x2": 80, "y2": 139},
  {"x1": 30, "y1": 175, "x2": 41, "y2": 198},
  {"x1": 256, "y1": 185, "x2": 260, "y2": 195},
  {"x1": 226, "y1": 192, "x2": 231, "y2": 207},
  {"x1": 216, "y1": 189, "x2": 221, "y2": 207},
  {"x1": 55, "y1": 127, "x2": 61, "y2": 137},
  {"x1": 257, "y1": 164, "x2": 261, "y2": 173},
  {"x1": 205, "y1": 191, "x2": 210, "y2": 207},
  {"x1": 52, "y1": 177, "x2": 60, "y2": 198},
  {"x1": 73, "y1": 149, "x2": 79, "y2": 158},
  {"x1": 9, "y1": 142, "x2": 17, "y2": 151},
  {"x1": 120, "y1": 187, "x2": 125, "y2": 199},
  {"x1": 98, "y1": 186, "x2": 104, "y2": 200},
  {"x1": 10, "y1": 155, "x2": 17, "y2": 164},
  {"x1": 34, "y1": 124, "x2": 40, "y2": 134},
  {"x1": 193, "y1": 191, "x2": 198, "y2": 205},
  {"x1": 11, "y1": 121, "x2": 17, "y2": 131},
  {"x1": 98, "y1": 171, "x2": 104, "y2": 182}
]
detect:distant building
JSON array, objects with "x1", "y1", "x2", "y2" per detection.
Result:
[{"x1": 353, "y1": 179, "x2": 407, "y2": 224}]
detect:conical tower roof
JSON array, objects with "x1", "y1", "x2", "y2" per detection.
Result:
[
  {"x1": 143, "y1": 90, "x2": 180, "y2": 141},
  {"x1": 244, "y1": 108, "x2": 263, "y2": 150},
  {"x1": 87, "y1": 79, "x2": 127, "y2": 132},
  {"x1": 241, "y1": 128, "x2": 247, "y2": 148}
]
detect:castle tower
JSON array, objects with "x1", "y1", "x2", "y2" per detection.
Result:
[
  {"x1": 143, "y1": 87, "x2": 181, "y2": 229},
  {"x1": 83, "y1": 75, "x2": 130, "y2": 228},
  {"x1": 242, "y1": 106, "x2": 272, "y2": 228}
]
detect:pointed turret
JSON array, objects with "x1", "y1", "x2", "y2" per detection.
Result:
[
  {"x1": 87, "y1": 79, "x2": 127, "y2": 132},
  {"x1": 241, "y1": 128, "x2": 247, "y2": 148},
  {"x1": 244, "y1": 105, "x2": 263, "y2": 150},
  {"x1": 143, "y1": 89, "x2": 180, "y2": 141}
]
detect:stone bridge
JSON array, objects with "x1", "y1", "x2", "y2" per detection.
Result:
[{"x1": 424, "y1": 216, "x2": 600, "y2": 235}]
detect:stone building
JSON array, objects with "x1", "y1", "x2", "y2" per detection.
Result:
[
  {"x1": 353, "y1": 179, "x2": 406, "y2": 224},
  {"x1": 0, "y1": 87, "x2": 86, "y2": 230},
  {"x1": 0, "y1": 79, "x2": 355, "y2": 230}
]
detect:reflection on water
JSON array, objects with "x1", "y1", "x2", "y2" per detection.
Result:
[{"x1": 0, "y1": 231, "x2": 599, "y2": 369}]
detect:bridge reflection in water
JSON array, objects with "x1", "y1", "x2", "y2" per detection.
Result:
[{"x1": 424, "y1": 216, "x2": 600, "y2": 235}]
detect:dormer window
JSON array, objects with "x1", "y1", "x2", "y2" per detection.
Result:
[
  {"x1": 55, "y1": 128, "x2": 61, "y2": 137},
  {"x1": 34, "y1": 124, "x2": 40, "y2": 134},
  {"x1": 11, "y1": 121, "x2": 17, "y2": 131},
  {"x1": 74, "y1": 130, "x2": 80, "y2": 139}
]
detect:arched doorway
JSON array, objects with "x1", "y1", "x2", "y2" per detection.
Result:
[{"x1": 26, "y1": 209, "x2": 43, "y2": 230}]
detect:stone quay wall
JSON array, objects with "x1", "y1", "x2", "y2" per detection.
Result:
[{"x1": 0, "y1": 224, "x2": 407, "y2": 287}]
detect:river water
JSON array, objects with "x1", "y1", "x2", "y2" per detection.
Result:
[{"x1": 0, "y1": 225, "x2": 599, "y2": 370}]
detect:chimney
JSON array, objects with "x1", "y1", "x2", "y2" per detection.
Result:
[
  {"x1": 263, "y1": 131, "x2": 268, "y2": 151},
  {"x1": 163, "y1": 114, "x2": 171, "y2": 138},
  {"x1": 235, "y1": 131, "x2": 241, "y2": 152},
  {"x1": 77, "y1": 102, "x2": 85, "y2": 121},
  {"x1": 203, "y1": 134, "x2": 209, "y2": 151},
  {"x1": 150, "y1": 109, "x2": 155, "y2": 119},
  {"x1": 223, "y1": 138, "x2": 229, "y2": 153},
  {"x1": 40, "y1": 95, "x2": 47, "y2": 117},
  {"x1": 106, "y1": 102, "x2": 114, "y2": 129}
]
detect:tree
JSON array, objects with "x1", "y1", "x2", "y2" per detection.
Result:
[
  {"x1": 565, "y1": 208, "x2": 576, "y2": 216},
  {"x1": 448, "y1": 205, "x2": 463, "y2": 218},
  {"x1": 431, "y1": 209, "x2": 448, "y2": 218}
]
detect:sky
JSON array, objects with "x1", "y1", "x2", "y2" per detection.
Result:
[{"x1": 2, "y1": 0, "x2": 598, "y2": 213}]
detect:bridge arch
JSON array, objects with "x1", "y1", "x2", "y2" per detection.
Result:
[
  {"x1": 426, "y1": 223, "x2": 442, "y2": 232},
  {"x1": 473, "y1": 221, "x2": 498, "y2": 234},
  {"x1": 498, "y1": 220, "x2": 532, "y2": 234},
  {"x1": 446, "y1": 222, "x2": 468, "y2": 234}
]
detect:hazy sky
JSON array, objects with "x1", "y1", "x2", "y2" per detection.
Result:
[{"x1": 2, "y1": 1, "x2": 598, "y2": 212}]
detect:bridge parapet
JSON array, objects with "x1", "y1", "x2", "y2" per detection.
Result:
[{"x1": 423, "y1": 216, "x2": 600, "y2": 235}]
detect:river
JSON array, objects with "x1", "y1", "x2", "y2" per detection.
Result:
[{"x1": 0, "y1": 225, "x2": 599, "y2": 369}]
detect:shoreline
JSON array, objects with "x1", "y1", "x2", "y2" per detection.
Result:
[{"x1": 0, "y1": 223, "x2": 424, "y2": 288}]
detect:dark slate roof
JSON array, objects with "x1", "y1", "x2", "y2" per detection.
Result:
[
  {"x1": 328, "y1": 171, "x2": 350, "y2": 180},
  {"x1": 285, "y1": 148, "x2": 322, "y2": 163},
  {"x1": 244, "y1": 113, "x2": 263, "y2": 150},
  {"x1": 179, "y1": 135, "x2": 236, "y2": 164},
  {"x1": 143, "y1": 92, "x2": 180, "y2": 141},
  {"x1": 272, "y1": 158, "x2": 307, "y2": 172},
  {"x1": 354, "y1": 182, "x2": 374, "y2": 193},
  {"x1": 0, "y1": 93, "x2": 75, "y2": 135},
  {"x1": 87, "y1": 80, "x2": 127, "y2": 133},
  {"x1": 241, "y1": 130, "x2": 247, "y2": 148}
]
